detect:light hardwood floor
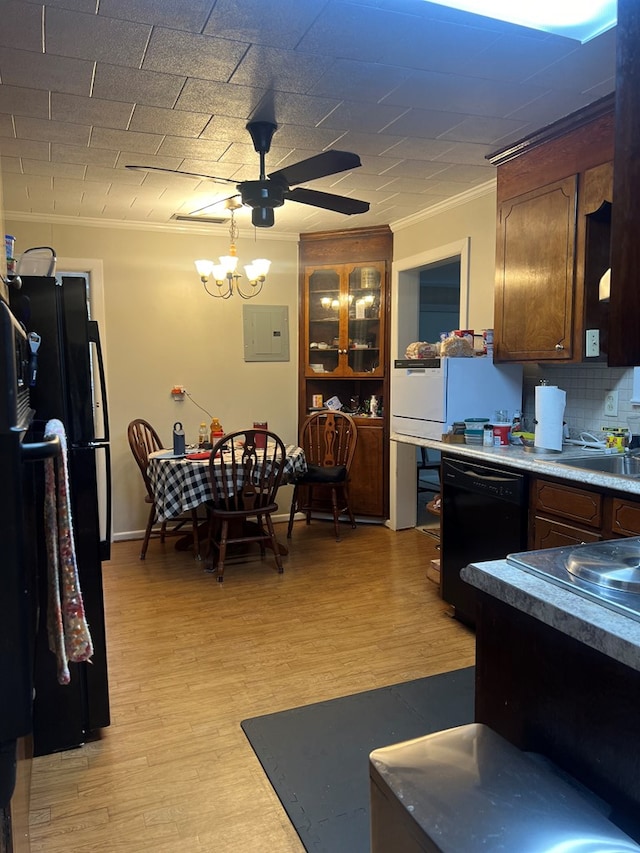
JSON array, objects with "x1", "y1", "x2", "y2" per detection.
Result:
[{"x1": 28, "y1": 520, "x2": 475, "y2": 853}]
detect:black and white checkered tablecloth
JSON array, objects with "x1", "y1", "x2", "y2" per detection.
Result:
[{"x1": 148, "y1": 444, "x2": 307, "y2": 522}]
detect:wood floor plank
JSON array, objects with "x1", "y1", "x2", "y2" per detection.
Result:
[{"x1": 29, "y1": 521, "x2": 474, "y2": 852}]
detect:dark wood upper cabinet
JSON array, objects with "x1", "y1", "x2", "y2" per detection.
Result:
[
  {"x1": 609, "y1": 0, "x2": 640, "y2": 367},
  {"x1": 490, "y1": 99, "x2": 614, "y2": 364}
]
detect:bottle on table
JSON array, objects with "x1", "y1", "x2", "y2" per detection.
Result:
[
  {"x1": 198, "y1": 422, "x2": 208, "y2": 447},
  {"x1": 210, "y1": 417, "x2": 224, "y2": 446}
]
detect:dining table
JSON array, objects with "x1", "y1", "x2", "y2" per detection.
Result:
[{"x1": 147, "y1": 443, "x2": 307, "y2": 556}]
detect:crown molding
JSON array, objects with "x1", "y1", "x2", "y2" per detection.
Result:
[
  {"x1": 4, "y1": 210, "x2": 299, "y2": 243},
  {"x1": 389, "y1": 179, "x2": 496, "y2": 233}
]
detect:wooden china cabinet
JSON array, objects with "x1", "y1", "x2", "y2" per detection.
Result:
[{"x1": 298, "y1": 226, "x2": 393, "y2": 519}]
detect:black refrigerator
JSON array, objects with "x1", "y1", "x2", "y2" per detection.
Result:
[{"x1": 9, "y1": 274, "x2": 112, "y2": 758}]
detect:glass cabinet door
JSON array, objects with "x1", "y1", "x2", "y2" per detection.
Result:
[
  {"x1": 347, "y1": 263, "x2": 384, "y2": 376},
  {"x1": 306, "y1": 267, "x2": 341, "y2": 375}
]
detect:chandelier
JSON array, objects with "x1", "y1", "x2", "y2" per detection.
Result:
[{"x1": 194, "y1": 200, "x2": 271, "y2": 299}]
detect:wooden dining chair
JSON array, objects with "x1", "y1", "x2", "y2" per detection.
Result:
[
  {"x1": 205, "y1": 428, "x2": 287, "y2": 582},
  {"x1": 127, "y1": 418, "x2": 201, "y2": 559},
  {"x1": 287, "y1": 410, "x2": 358, "y2": 541}
]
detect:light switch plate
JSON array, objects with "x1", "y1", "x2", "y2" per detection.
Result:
[{"x1": 585, "y1": 328, "x2": 600, "y2": 357}]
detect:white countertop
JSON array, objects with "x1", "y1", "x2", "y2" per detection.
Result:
[{"x1": 392, "y1": 431, "x2": 640, "y2": 497}]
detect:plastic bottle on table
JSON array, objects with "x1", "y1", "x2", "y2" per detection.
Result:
[
  {"x1": 210, "y1": 417, "x2": 224, "y2": 446},
  {"x1": 198, "y1": 422, "x2": 208, "y2": 447}
]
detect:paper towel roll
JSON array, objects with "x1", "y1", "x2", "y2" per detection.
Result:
[{"x1": 535, "y1": 385, "x2": 566, "y2": 451}]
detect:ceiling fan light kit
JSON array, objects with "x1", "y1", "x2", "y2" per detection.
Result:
[{"x1": 194, "y1": 201, "x2": 270, "y2": 299}]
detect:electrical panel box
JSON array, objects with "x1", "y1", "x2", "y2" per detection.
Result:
[{"x1": 243, "y1": 305, "x2": 290, "y2": 362}]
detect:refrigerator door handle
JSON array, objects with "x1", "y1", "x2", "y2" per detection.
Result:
[
  {"x1": 21, "y1": 433, "x2": 61, "y2": 462},
  {"x1": 87, "y1": 320, "x2": 110, "y2": 444},
  {"x1": 101, "y1": 443, "x2": 112, "y2": 561}
]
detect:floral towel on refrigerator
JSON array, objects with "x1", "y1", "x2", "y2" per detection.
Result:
[{"x1": 44, "y1": 418, "x2": 93, "y2": 684}]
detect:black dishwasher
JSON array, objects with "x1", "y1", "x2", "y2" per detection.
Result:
[{"x1": 441, "y1": 456, "x2": 528, "y2": 627}]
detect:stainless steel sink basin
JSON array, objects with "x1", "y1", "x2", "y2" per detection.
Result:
[{"x1": 555, "y1": 453, "x2": 640, "y2": 478}]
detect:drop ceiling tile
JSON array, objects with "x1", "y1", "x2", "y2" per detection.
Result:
[
  {"x1": 46, "y1": 7, "x2": 151, "y2": 67},
  {"x1": 40, "y1": 0, "x2": 98, "y2": 11},
  {"x1": 383, "y1": 69, "x2": 548, "y2": 117},
  {"x1": 318, "y1": 101, "x2": 409, "y2": 133},
  {"x1": 93, "y1": 64, "x2": 186, "y2": 108},
  {"x1": 23, "y1": 175, "x2": 55, "y2": 193},
  {"x1": 437, "y1": 114, "x2": 529, "y2": 145},
  {"x1": 175, "y1": 80, "x2": 266, "y2": 117},
  {"x1": 380, "y1": 159, "x2": 452, "y2": 180},
  {"x1": 0, "y1": 138, "x2": 50, "y2": 159},
  {"x1": 323, "y1": 130, "x2": 406, "y2": 157},
  {"x1": 203, "y1": 0, "x2": 328, "y2": 49},
  {"x1": 526, "y1": 27, "x2": 616, "y2": 93},
  {"x1": 254, "y1": 92, "x2": 342, "y2": 128},
  {"x1": 14, "y1": 116, "x2": 91, "y2": 146},
  {"x1": 129, "y1": 105, "x2": 210, "y2": 137},
  {"x1": 142, "y1": 28, "x2": 248, "y2": 81},
  {"x1": 326, "y1": 172, "x2": 399, "y2": 191},
  {"x1": 504, "y1": 89, "x2": 599, "y2": 126},
  {"x1": 381, "y1": 108, "x2": 467, "y2": 139},
  {"x1": 376, "y1": 137, "x2": 458, "y2": 161},
  {"x1": 377, "y1": 17, "x2": 501, "y2": 74},
  {"x1": 230, "y1": 45, "x2": 334, "y2": 94},
  {"x1": 51, "y1": 93, "x2": 134, "y2": 129},
  {"x1": 0, "y1": 157, "x2": 22, "y2": 173},
  {"x1": 156, "y1": 137, "x2": 232, "y2": 161},
  {"x1": 260, "y1": 125, "x2": 344, "y2": 153},
  {"x1": 91, "y1": 127, "x2": 163, "y2": 155},
  {"x1": 54, "y1": 176, "x2": 111, "y2": 195},
  {"x1": 84, "y1": 165, "x2": 146, "y2": 185},
  {"x1": 310, "y1": 60, "x2": 412, "y2": 102},
  {"x1": 53, "y1": 143, "x2": 120, "y2": 168},
  {"x1": 0, "y1": 49, "x2": 94, "y2": 96},
  {"x1": 198, "y1": 116, "x2": 259, "y2": 143},
  {"x1": 296, "y1": 1, "x2": 418, "y2": 63},
  {"x1": 21, "y1": 159, "x2": 86, "y2": 179},
  {"x1": 0, "y1": 86, "x2": 49, "y2": 119},
  {"x1": 0, "y1": 115, "x2": 14, "y2": 136},
  {"x1": 0, "y1": 1, "x2": 42, "y2": 52},
  {"x1": 459, "y1": 33, "x2": 578, "y2": 83},
  {"x1": 101, "y1": 0, "x2": 215, "y2": 31},
  {"x1": 430, "y1": 140, "x2": 494, "y2": 167}
]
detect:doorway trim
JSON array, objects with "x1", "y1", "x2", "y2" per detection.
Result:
[{"x1": 387, "y1": 238, "x2": 470, "y2": 531}]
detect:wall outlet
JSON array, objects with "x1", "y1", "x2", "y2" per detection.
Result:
[
  {"x1": 170, "y1": 385, "x2": 186, "y2": 400},
  {"x1": 585, "y1": 328, "x2": 600, "y2": 357},
  {"x1": 604, "y1": 390, "x2": 619, "y2": 417}
]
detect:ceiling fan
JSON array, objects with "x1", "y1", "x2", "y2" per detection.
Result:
[{"x1": 126, "y1": 121, "x2": 370, "y2": 228}]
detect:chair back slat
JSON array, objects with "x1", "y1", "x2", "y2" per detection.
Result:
[
  {"x1": 127, "y1": 418, "x2": 162, "y2": 498},
  {"x1": 301, "y1": 411, "x2": 357, "y2": 471},
  {"x1": 209, "y1": 429, "x2": 287, "y2": 513}
]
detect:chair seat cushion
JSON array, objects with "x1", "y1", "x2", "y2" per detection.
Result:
[{"x1": 297, "y1": 464, "x2": 347, "y2": 484}]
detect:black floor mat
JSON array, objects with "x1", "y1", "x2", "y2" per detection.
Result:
[{"x1": 241, "y1": 667, "x2": 475, "y2": 853}]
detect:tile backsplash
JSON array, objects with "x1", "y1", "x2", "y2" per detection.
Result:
[{"x1": 523, "y1": 363, "x2": 640, "y2": 440}]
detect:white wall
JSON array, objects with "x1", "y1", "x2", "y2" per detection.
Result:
[{"x1": 7, "y1": 218, "x2": 299, "y2": 539}]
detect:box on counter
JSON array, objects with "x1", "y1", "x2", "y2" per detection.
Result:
[{"x1": 442, "y1": 433, "x2": 465, "y2": 443}]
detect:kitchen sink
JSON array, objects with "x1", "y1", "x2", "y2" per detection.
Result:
[{"x1": 554, "y1": 453, "x2": 640, "y2": 478}]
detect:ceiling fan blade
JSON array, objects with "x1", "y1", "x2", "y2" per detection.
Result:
[
  {"x1": 125, "y1": 164, "x2": 237, "y2": 185},
  {"x1": 188, "y1": 194, "x2": 242, "y2": 217},
  {"x1": 269, "y1": 150, "x2": 362, "y2": 187},
  {"x1": 285, "y1": 187, "x2": 369, "y2": 215}
]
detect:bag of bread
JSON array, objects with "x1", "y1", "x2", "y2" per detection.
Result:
[
  {"x1": 404, "y1": 341, "x2": 439, "y2": 359},
  {"x1": 440, "y1": 333, "x2": 474, "y2": 357}
]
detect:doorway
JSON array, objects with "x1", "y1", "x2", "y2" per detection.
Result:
[{"x1": 388, "y1": 239, "x2": 469, "y2": 531}]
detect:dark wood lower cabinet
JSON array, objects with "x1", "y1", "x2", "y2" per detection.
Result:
[{"x1": 475, "y1": 592, "x2": 640, "y2": 843}]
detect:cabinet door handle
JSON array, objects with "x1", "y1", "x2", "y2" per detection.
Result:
[{"x1": 555, "y1": 343, "x2": 565, "y2": 350}]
